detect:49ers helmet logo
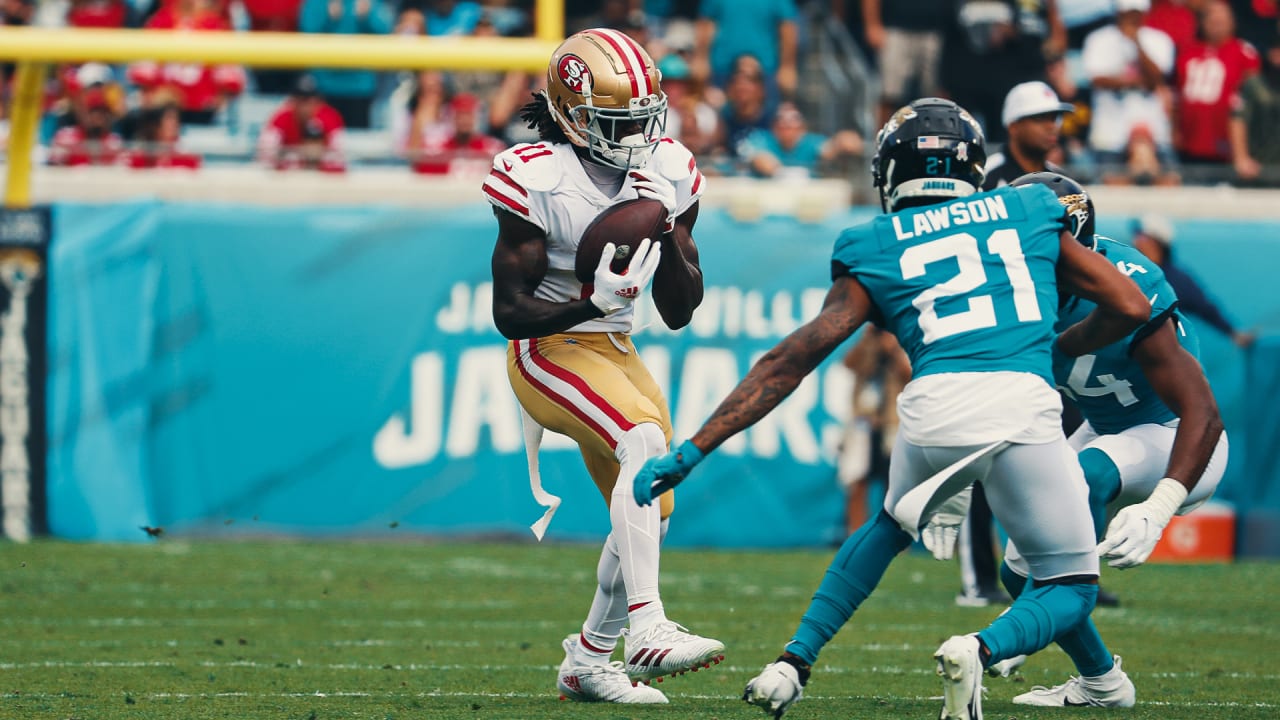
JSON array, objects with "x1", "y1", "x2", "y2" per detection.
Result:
[{"x1": 558, "y1": 54, "x2": 591, "y2": 94}]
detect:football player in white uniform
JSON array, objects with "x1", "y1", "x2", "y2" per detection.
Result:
[{"x1": 485, "y1": 29, "x2": 722, "y2": 704}]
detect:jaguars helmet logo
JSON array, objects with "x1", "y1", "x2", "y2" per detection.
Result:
[
  {"x1": 878, "y1": 105, "x2": 918, "y2": 145},
  {"x1": 1059, "y1": 192, "x2": 1092, "y2": 239}
]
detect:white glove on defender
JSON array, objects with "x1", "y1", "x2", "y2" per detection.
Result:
[
  {"x1": 921, "y1": 485, "x2": 973, "y2": 561},
  {"x1": 588, "y1": 238, "x2": 662, "y2": 315},
  {"x1": 631, "y1": 172, "x2": 678, "y2": 233},
  {"x1": 744, "y1": 661, "x2": 805, "y2": 719},
  {"x1": 1098, "y1": 478, "x2": 1188, "y2": 569}
]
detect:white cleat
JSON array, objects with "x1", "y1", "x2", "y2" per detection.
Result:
[
  {"x1": 935, "y1": 634, "x2": 984, "y2": 720},
  {"x1": 987, "y1": 653, "x2": 1026, "y2": 678},
  {"x1": 556, "y1": 635, "x2": 668, "y2": 704},
  {"x1": 743, "y1": 659, "x2": 807, "y2": 718},
  {"x1": 622, "y1": 621, "x2": 726, "y2": 683},
  {"x1": 1012, "y1": 655, "x2": 1136, "y2": 708}
]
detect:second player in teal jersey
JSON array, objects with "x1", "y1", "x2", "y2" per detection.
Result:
[
  {"x1": 981, "y1": 172, "x2": 1229, "y2": 708},
  {"x1": 630, "y1": 98, "x2": 1152, "y2": 720}
]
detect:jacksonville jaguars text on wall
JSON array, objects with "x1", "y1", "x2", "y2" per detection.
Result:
[{"x1": 373, "y1": 282, "x2": 853, "y2": 470}]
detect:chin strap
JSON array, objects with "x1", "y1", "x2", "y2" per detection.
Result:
[{"x1": 520, "y1": 406, "x2": 561, "y2": 541}]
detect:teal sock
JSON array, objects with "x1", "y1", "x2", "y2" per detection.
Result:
[
  {"x1": 1079, "y1": 448, "x2": 1122, "y2": 541},
  {"x1": 999, "y1": 561, "x2": 1113, "y2": 676},
  {"x1": 1000, "y1": 560, "x2": 1027, "y2": 598},
  {"x1": 1055, "y1": 615, "x2": 1116, "y2": 677},
  {"x1": 785, "y1": 510, "x2": 912, "y2": 665},
  {"x1": 977, "y1": 581, "x2": 1097, "y2": 665}
]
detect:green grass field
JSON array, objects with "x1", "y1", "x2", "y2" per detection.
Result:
[{"x1": 0, "y1": 539, "x2": 1275, "y2": 719}]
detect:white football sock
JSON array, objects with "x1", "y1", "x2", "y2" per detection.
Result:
[
  {"x1": 579, "y1": 534, "x2": 626, "y2": 664},
  {"x1": 1083, "y1": 659, "x2": 1125, "y2": 689},
  {"x1": 612, "y1": 422, "x2": 667, "y2": 633}
]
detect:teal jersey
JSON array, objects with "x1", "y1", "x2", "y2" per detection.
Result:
[
  {"x1": 832, "y1": 184, "x2": 1068, "y2": 383},
  {"x1": 1053, "y1": 236, "x2": 1200, "y2": 435}
]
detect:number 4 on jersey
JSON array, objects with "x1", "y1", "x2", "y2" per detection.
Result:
[{"x1": 1061, "y1": 354, "x2": 1138, "y2": 406}]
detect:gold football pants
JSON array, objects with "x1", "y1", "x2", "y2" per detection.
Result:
[{"x1": 508, "y1": 332, "x2": 675, "y2": 519}]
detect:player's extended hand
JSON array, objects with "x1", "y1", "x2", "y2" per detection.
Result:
[
  {"x1": 921, "y1": 485, "x2": 972, "y2": 561},
  {"x1": 633, "y1": 440, "x2": 705, "y2": 507},
  {"x1": 589, "y1": 238, "x2": 661, "y2": 315},
  {"x1": 1098, "y1": 478, "x2": 1188, "y2": 568},
  {"x1": 630, "y1": 172, "x2": 678, "y2": 233}
]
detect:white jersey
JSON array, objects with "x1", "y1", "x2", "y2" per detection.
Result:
[{"x1": 483, "y1": 138, "x2": 705, "y2": 333}]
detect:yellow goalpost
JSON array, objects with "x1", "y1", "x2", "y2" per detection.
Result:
[{"x1": 0, "y1": 0, "x2": 565, "y2": 208}]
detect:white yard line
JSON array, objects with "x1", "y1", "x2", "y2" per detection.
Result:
[{"x1": 2, "y1": 689, "x2": 1273, "y2": 708}]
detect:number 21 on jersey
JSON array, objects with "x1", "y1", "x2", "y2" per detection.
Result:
[{"x1": 899, "y1": 228, "x2": 1041, "y2": 343}]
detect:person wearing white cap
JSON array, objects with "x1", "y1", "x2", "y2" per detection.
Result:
[
  {"x1": 982, "y1": 81, "x2": 1075, "y2": 189},
  {"x1": 1081, "y1": 0, "x2": 1180, "y2": 184}
]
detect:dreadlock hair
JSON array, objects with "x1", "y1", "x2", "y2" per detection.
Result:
[{"x1": 519, "y1": 91, "x2": 570, "y2": 144}]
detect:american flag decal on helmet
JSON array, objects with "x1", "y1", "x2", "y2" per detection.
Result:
[{"x1": 917, "y1": 135, "x2": 941, "y2": 149}]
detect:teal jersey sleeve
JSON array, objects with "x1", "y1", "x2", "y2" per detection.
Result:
[
  {"x1": 831, "y1": 184, "x2": 1068, "y2": 383},
  {"x1": 1053, "y1": 237, "x2": 1199, "y2": 433}
]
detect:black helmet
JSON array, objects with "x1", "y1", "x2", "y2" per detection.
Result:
[
  {"x1": 871, "y1": 97, "x2": 987, "y2": 213},
  {"x1": 1010, "y1": 171, "x2": 1096, "y2": 250}
]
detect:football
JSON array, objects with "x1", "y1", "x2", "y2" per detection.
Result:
[{"x1": 574, "y1": 198, "x2": 668, "y2": 284}]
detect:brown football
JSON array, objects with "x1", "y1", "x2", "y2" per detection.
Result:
[{"x1": 574, "y1": 198, "x2": 668, "y2": 284}]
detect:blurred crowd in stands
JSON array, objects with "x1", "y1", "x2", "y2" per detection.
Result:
[{"x1": 1, "y1": 0, "x2": 1278, "y2": 187}]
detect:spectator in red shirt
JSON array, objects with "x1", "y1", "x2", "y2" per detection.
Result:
[
  {"x1": 408, "y1": 93, "x2": 504, "y2": 175},
  {"x1": 396, "y1": 70, "x2": 451, "y2": 160},
  {"x1": 49, "y1": 63, "x2": 127, "y2": 142},
  {"x1": 257, "y1": 75, "x2": 346, "y2": 173},
  {"x1": 1176, "y1": 0, "x2": 1261, "y2": 166},
  {"x1": 145, "y1": 0, "x2": 232, "y2": 26},
  {"x1": 1146, "y1": 0, "x2": 1208, "y2": 49},
  {"x1": 129, "y1": 0, "x2": 246, "y2": 124},
  {"x1": 126, "y1": 102, "x2": 203, "y2": 169},
  {"x1": 241, "y1": 0, "x2": 303, "y2": 30},
  {"x1": 67, "y1": 0, "x2": 127, "y2": 28},
  {"x1": 48, "y1": 87, "x2": 124, "y2": 166}
]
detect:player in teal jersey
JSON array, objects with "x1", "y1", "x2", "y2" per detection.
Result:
[
  {"x1": 630, "y1": 98, "x2": 1151, "y2": 720},
  {"x1": 980, "y1": 172, "x2": 1229, "y2": 708}
]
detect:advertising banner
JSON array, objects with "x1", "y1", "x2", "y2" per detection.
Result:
[{"x1": 45, "y1": 202, "x2": 1270, "y2": 547}]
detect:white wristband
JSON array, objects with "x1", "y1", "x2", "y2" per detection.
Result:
[{"x1": 1146, "y1": 477, "x2": 1189, "y2": 524}]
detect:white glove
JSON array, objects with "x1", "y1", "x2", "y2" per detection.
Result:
[
  {"x1": 921, "y1": 485, "x2": 972, "y2": 561},
  {"x1": 588, "y1": 237, "x2": 661, "y2": 315},
  {"x1": 1097, "y1": 478, "x2": 1188, "y2": 569},
  {"x1": 744, "y1": 660, "x2": 806, "y2": 719},
  {"x1": 631, "y1": 171, "x2": 678, "y2": 233}
]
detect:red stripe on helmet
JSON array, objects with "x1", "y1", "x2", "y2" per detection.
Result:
[{"x1": 586, "y1": 29, "x2": 642, "y2": 98}]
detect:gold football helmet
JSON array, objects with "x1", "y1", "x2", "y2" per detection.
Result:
[{"x1": 544, "y1": 28, "x2": 667, "y2": 169}]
